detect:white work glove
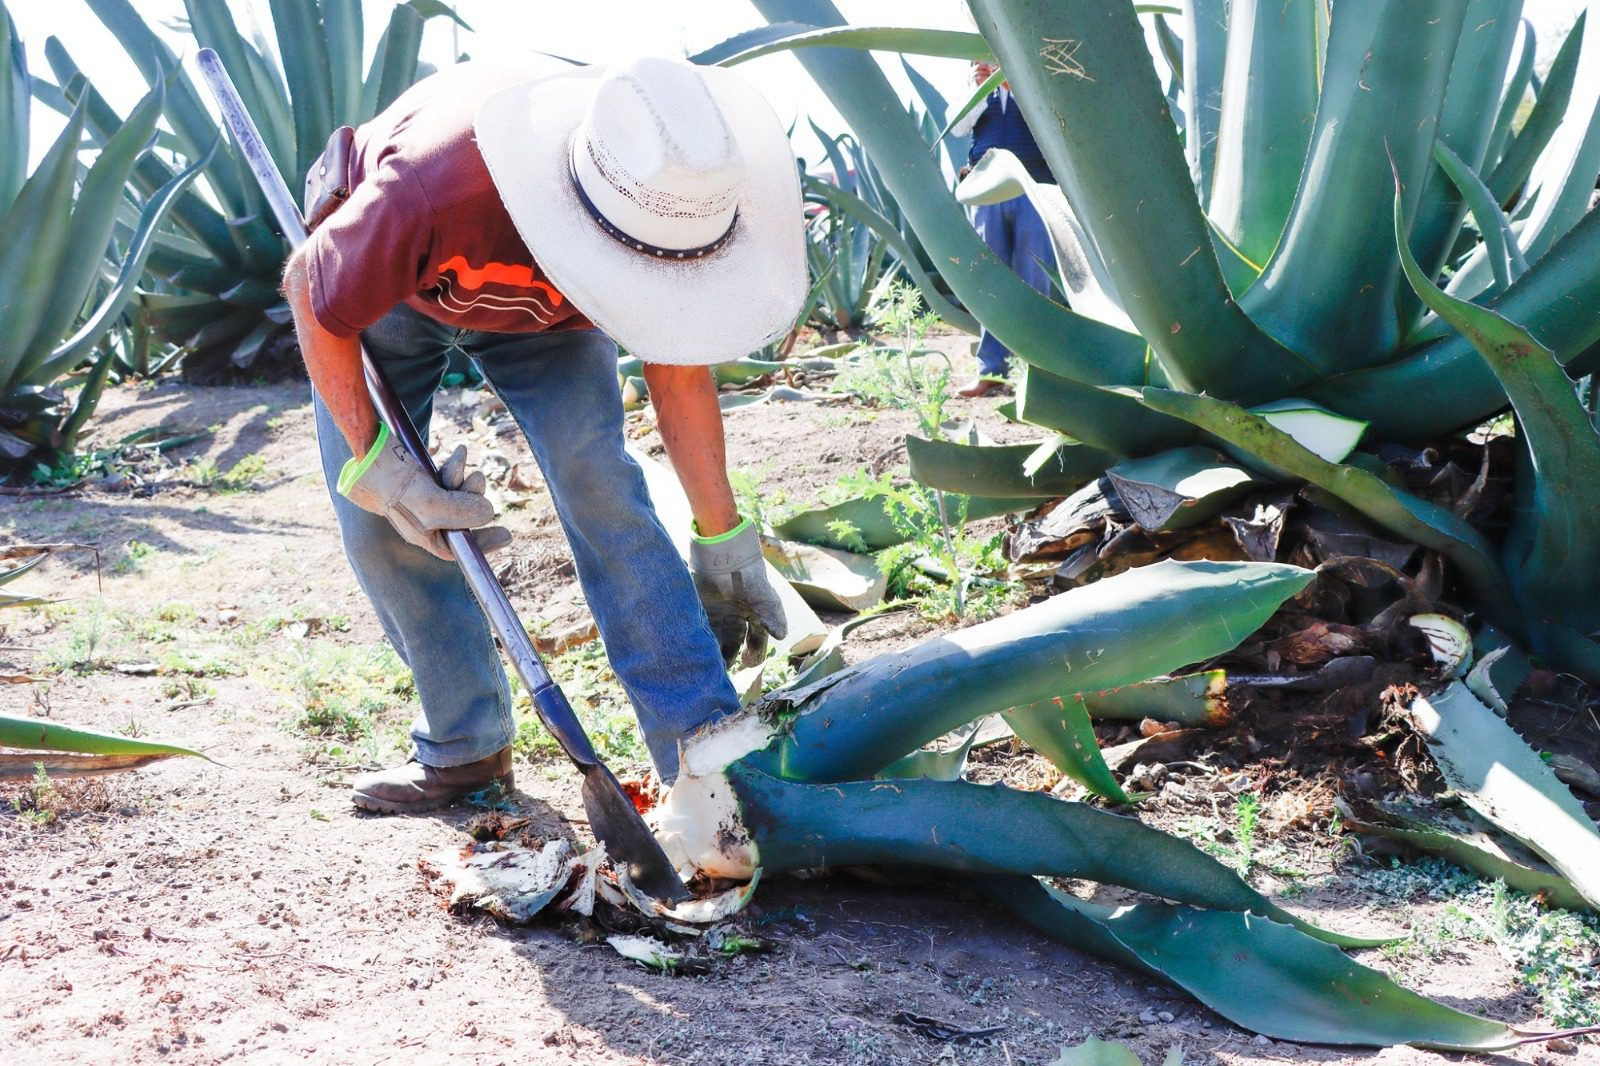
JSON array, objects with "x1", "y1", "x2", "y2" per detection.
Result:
[
  {"x1": 688, "y1": 517, "x2": 788, "y2": 668},
  {"x1": 337, "y1": 424, "x2": 511, "y2": 561}
]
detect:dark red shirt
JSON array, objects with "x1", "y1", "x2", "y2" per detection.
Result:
[{"x1": 306, "y1": 60, "x2": 593, "y2": 338}]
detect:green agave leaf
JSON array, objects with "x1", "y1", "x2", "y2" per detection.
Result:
[
  {"x1": 1401, "y1": 682, "x2": 1600, "y2": 911},
  {"x1": 1432, "y1": 140, "x2": 1528, "y2": 294},
  {"x1": 0, "y1": 94, "x2": 86, "y2": 386},
  {"x1": 0, "y1": 713, "x2": 208, "y2": 760},
  {"x1": 1313, "y1": 204, "x2": 1600, "y2": 441},
  {"x1": 1047, "y1": 1037, "x2": 1142, "y2": 1066},
  {"x1": 1483, "y1": 18, "x2": 1537, "y2": 176},
  {"x1": 877, "y1": 719, "x2": 984, "y2": 782},
  {"x1": 801, "y1": 176, "x2": 977, "y2": 333},
  {"x1": 269, "y1": 0, "x2": 336, "y2": 172},
  {"x1": 758, "y1": 559, "x2": 1314, "y2": 784},
  {"x1": 968, "y1": 0, "x2": 1313, "y2": 400},
  {"x1": 1180, "y1": 0, "x2": 1227, "y2": 206},
  {"x1": 362, "y1": 2, "x2": 426, "y2": 120},
  {"x1": 83, "y1": 0, "x2": 248, "y2": 215},
  {"x1": 688, "y1": 21, "x2": 815, "y2": 65},
  {"x1": 1488, "y1": 10, "x2": 1585, "y2": 207},
  {"x1": 1517, "y1": 10, "x2": 1600, "y2": 265},
  {"x1": 1207, "y1": 0, "x2": 1320, "y2": 268},
  {"x1": 18, "y1": 69, "x2": 165, "y2": 379},
  {"x1": 323, "y1": 0, "x2": 363, "y2": 123},
  {"x1": 1403, "y1": 0, "x2": 1525, "y2": 306},
  {"x1": 905, "y1": 434, "x2": 1114, "y2": 500},
  {"x1": 729, "y1": 761, "x2": 1375, "y2": 947},
  {"x1": 1127, "y1": 387, "x2": 1522, "y2": 633},
  {"x1": 1394, "y1": 169, "x2": 1600, "y2": 634},
  {"x1": 407, "y1": 0, "x2": 471, "y2": 31},
  {"x1": 987, "y1": 877, "x2": 1569, "y2": 1049},
  {"x1": 1016, "y1": 364, "x2": 1196, "y2": 457},
  {"x1": 56, "y1": 343, "x2": 115, "y2": 453},
  {"x1": 743, "y1": 0, "x2": 1148, "y2": 388},
  {"x1": 0, "y1": 4, "x2": 27, "y2": 212},
  {"x1": 1104, "y1": 445, "x2": 1255, "y2": 533},
  {"x1": 1241, "y1": 0, "x2": 1466, "y2": 372},
  {"x1": 28, "y1": 141, "x2": 214, "y2": 386},
  {"x1": 713, "y1": 25, "x2": 993, "y2": 67},
  {"x1": 184, "y1": 0, "x2": 295, "y2": 183},
  {"x1": 46, "y1": 38, "x2": 241, "y2": 268},
  {"x1": 1340, "y1": 799, "x2": 1591, "y2": 915},
  {"x1": 1002, "y1": 695, "x2": 1132, "y2": 804}
]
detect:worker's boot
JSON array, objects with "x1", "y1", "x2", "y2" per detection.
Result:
[{"x1": 351, "y1": 748, "x2": 514, "y2": 814}]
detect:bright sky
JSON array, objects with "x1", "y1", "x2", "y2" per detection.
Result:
[
  {"x1": 12, "y1": 0, "x2": 1590, "y2": 169},
  {"x1": 12, "y1": 0, "x2": 977, "y2": 169}
]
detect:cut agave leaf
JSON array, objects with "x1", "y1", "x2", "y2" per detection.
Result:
[
  {"x1": 1338, "y1": 798, "x2": 1591, "y2": 915},
  {"x1": 726, "y1": 761, "x2": 1375, "y2": 946},
  {"x1": 1408, "y1": 613, "x2": 1473, "y2": 677},
  {"x1": 1075, "y1": 671, "x2": 1228, "y2": 726},
  {"x1": 1002, "y1": 696, "x2": 1133, "y2": 804},
  {"x1": 905, "y1": 434, "x2": 1114, "y2": 500},
  {"x1": 986, "y1": 877, "x2": 1579, "y2": 1049},
  {"x1": 0, "y1": 714, "x2": 207, "y2": 760},
  {"x1": 761, "y1": 537, "x2": 885, "y2": 613},
  {"x1": 1399, "y1": 681, "x2": 1600, "y2": 911},
  {"x1": 756, "y1": 560, "x2": 1312, "y2": 784},
  {"x1": 1249, "y1": 399, "x2": 1368, "y2": 463},
  {"x1": 420, "y1": 839, "x2": 574, "y2": 923},
  {"x1": 1464, "y1": 644, "x2": 1530, "y2": 715},
  {"x1": 1047, "y1": 1037, "x2": 1143, "y2": 1066},
  {"x1": 1104, "y1": 446, "x2": 1256, "y2": 532}
]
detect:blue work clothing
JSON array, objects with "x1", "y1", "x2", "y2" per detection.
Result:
[
  {"x1": 972, "y1": 197, "x2": 1055, "y2": 376},
  {"x1": 968, "y1": 88, "x2": 1052, "y2": 183},
  {"x1": 313, "y1": 304, "x2": 740, "y2": 781},
  {"x1": 967, "y1": 90, "x2": 1057, "y2": 377}
]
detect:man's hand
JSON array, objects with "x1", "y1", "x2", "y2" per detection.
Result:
[
  {"x1": 339, "y1": 428, "x2": 511, "y2": 561},
  {"x1": 688, "y1": 518, "x2": 788, "y2": 667}
]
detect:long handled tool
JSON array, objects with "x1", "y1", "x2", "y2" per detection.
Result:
[{"x1": 196, "y1": 48, "x2": 690, "y2": 902}]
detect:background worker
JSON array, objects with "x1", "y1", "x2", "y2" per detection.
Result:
[
  {"x1": 951, "y1": 60, "x2": 1057, "y2": 398},
  {"x1": 281, "y1": 56, "x2": 803, "y2": 812}
]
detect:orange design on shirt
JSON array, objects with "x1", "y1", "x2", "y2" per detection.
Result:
[{"x1": 436, "y1": 255, "x2": 564, "y2": 305}]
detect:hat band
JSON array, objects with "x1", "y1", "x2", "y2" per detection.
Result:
[{"x1": 568, "y1": 158, "x2": 738, "y2": 261}]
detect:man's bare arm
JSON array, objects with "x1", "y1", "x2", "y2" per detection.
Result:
[
  {"x1": 282, "y1": 248, "x2": 379, "y2": 456},
  {"x1": 642, "y1": 363, "x2": 739, "y2": 537}
]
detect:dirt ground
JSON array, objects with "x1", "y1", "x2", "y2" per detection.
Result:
[{"x1": 2, "y1": 334, "x2": 1595, "y2": 1065}]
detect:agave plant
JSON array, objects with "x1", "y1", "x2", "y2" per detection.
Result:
[
  {"x1": 36, "y1": 0, "x2": 464, "y2": 383},
  {"x1": 704, "y1": 1, "x2": 1600, "y2": 686},
  {"x1": 0, "y1": 5, "x2": 205, "y2": 477}
]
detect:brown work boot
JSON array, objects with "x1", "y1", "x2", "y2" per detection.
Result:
[
  {"x1": 351, "y1": 748, "x2": 514, "y2": 814},
  {"x1": 956, "y1": 376, "x2": 1010, "y2": 398}
]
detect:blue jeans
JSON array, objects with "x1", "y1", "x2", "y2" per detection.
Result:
[
  {"x1": 314, "y1": 305, "x2": 739, "y2": 781},
  {"x1": 973, "y1": 195, "x2": 1055, "y2": 376}
]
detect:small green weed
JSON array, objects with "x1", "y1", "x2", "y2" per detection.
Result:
[
  {"x1": 264, "y1": 641, "x2": 415, "y2": 764},
  {"x1": 187, "y1": 453, "x2": 270, "y2": 492},
  {"x1": 1234, "y1": 791, "x2": 1260, "y2": 878},
  {"x1": 512, "y1": 641, "x2": 646, "y2": 769},
  {"x1": 7, "y1": 765, "x2": 59, "y2": 828},
  {"x1": 1357, "y1": 858, "x2": 1600, "y2": 1029},
  {"x1": 115, "y1": 539, "x2": 157, "y2": 574}
]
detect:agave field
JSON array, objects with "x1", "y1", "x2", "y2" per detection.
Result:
[{"x1": 4, "y1": 0, "x2": 1600, "y2": 1063}]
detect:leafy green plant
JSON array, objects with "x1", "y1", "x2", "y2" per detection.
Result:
[
  {"x1": 41, "y1": 0, "x2": 466, "y2": 382},
  {"x1": 0, "y1": 3, "x2": 205, "y2": 477}
]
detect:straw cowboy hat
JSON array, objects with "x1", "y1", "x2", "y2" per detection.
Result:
[{"x1": 475, "y1": 56, "x2": 806, "y2": 366}]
